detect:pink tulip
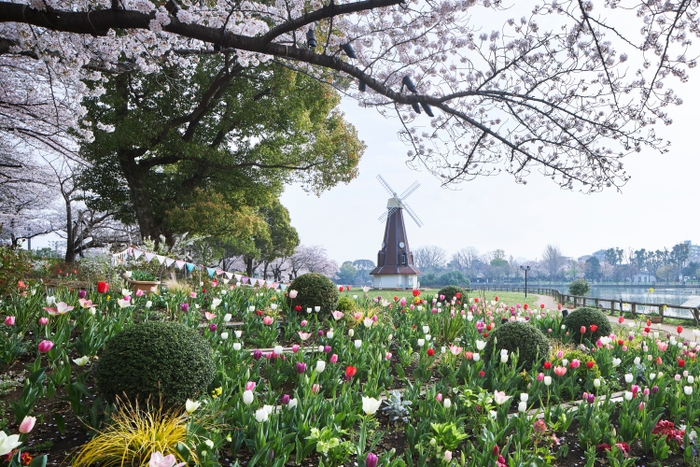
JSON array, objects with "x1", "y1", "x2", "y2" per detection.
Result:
[
  {"x1": 38, "y1": 317, "x2": 49, "y2": 326},
  {"x1": 292, "y1": 344, "x2": 300, "y2": 353},
  {"x1": 245, "y1": 381, "x2": 256, "y2": 391},
  {"x1": 262, "y1": 316, "x2": 274, "y2": 325},
  {"x1": 38, "y1": 340, "x2": 54, "y2": 353},
  {"x1": 135, "y1": 289, "x2": 144, "y2": 297},
  {"x1": 19, "y1": 416, "x2": 36, "y2": 434},
  {"x1": 4, "y1": 316, "x2": 15, "y2": 326},
  {"x1": 312, "y1": 384, "x2": 320, "y2": 394},
  {"x1": 330, "y1": 354, "x2": 338, "y2": 363},
  {"x1": 435, "y1": 393, "x2": 443, "y2": 402},
  {"x1": 554, "y1": 366, "x2": 567, "y2": 377}
]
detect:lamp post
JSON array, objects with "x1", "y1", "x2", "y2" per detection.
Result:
[{"x1": 520, "y1": 265, "x2": 531, "y2": 298}]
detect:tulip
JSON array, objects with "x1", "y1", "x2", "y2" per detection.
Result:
[
  {"x1": 38, "y1": 340, "x2": 54, "y2": 353},
  {"x1": 362, "y1": 396, "x2": 382, "y2": 415},
  {"x1": 242, "y1": 390, "x2": 254, "y2": 405},
  {"x1": 288, "y1": 289, "x2": 298, "y2": 299},
  {"x1": 312, "y1": 384, "x2": 320, "y2": 394},
  {"x1": 366, "y1": 452, "x2": 378, "y2": 467},
  {"x1": 209, "y1": 323, "x2": 217, "y2": 332},
  {"x1": 72, "y1": 356, "x2": 90, "y2": 366},
  {"x1": 180, "y1": 303, "x2": 189, "y2": 312},
  {"x1": 296, "y1": 362, "x2": 307, "y2": 374},
  {"x1": 330, "y1": 354, "x2": 338, "y2": 363},
  {"x1": 0, "y1": 432, "x2": 21, "y2": 457},
  {"x1": 148, "y1": 451, "x2": 186, "y2": 467},
  {"x1": 254, "y1": 407, "x2": 269, "y2": 422},
  {"x1": 444, "y1": 451, "x2": 452, "y2": 462},
  {"x1": 281, "y1": 394, "x2": 290, "y2": 405},
  {"x1": 263, "y1": 316, "x2": 274, "y2": 325},
  {"x1": 19, "y1": 416, "x2": 36, "y2": 434},
  {"x1": 345, "y1": 366, "x2": 357, "y2": 379},
  {"x1": 316, "y1": 360, "x2": 326, "y2": 373},
  {"x1": 493, "y1": 390, "x2": 511, "y2": 405},
  {"x1": 185, "y1": 400, "x2": 201, "y2": 413},
  {"x1": 38, "y1": 317, "x2": 49, "y2": 326},
  {"x1": 544, "y1": 375, "x2": 552, "y2": 386},
  {"x1": 97, "y1": 281, "x2": 109, "y2": 293},
  {"x1": 245, "y1": 381, "x2": 256, "y2": 391},
  {"x1": 288, "y1": 398, "x2": 298, "y2": 408},
  {"x1": 3, "y1": 316, "x2": 15, "y2": 326},
  {"x1": 443, "y1": 398, "x2": 452, "y2": 409}
]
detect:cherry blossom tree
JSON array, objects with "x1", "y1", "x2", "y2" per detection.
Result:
[{"x1": 1, "y1": 0, "x2": 696, "y2": 191}]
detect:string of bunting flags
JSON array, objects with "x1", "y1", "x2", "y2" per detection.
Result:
[{"x1": 110, "y1": 247, "x2": 287, "y2": 291}]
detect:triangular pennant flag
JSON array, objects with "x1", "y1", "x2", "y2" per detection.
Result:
[
  {"x1": 271, "y1": 282, "x2": 278, "y2": 289},
  {"x1": 144, "y1": 252, "x2": 155, "y2": 263},
  {"x1": 207, "y1": 267, "x2": 216, "y2": 277},
  {"x1": 133, "y1": 249, "x2": 144, "y2": 260},
  {"x1": 279, "y1": 284, "x2": 287, "y2": 291},
  {"x1": 242, "y1": 276, "x2": 249, "y2": 284},
  {"x1": 234, "y1": 274, "x2": 242, "y2": 281},
  {"x1": 186, "y1": 263, "x2": 196, "y2": 272},
  {"x1": 216, "y1": 269, "x2": 224, "y2": 276},
  {"x1": 165, "y1": 258, "x2": 175, "y2": 267},
  {"x1": 175, "y1": 260, "x2": 186, "y2": 270},
  {"x1": 225, "y1": 272, "x2": 233, "y2": 279},
  {"x1": 155, "y1": 255, "x2": 166, "y2": 265}
]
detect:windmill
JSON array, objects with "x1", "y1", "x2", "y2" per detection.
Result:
[{"x1": 369, "y1": 175, "x2": 423, "y2": 290}]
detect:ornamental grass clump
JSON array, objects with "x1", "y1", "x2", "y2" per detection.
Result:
[
  {"x1": 561, "y1": 307, "x2": 612, "y2": 342},
  {"x1": 483, "y1": 321, "x2": 550, "y2": 371},
  {"x1": 72, "y1": 398, "x2": 197, "y2": 467},
  {"x1": 95, "y1": 321, "x2": 215, "y2": 406},
  {"x1": 287, "y1": 273, "x2": 339, "y2": 317}
]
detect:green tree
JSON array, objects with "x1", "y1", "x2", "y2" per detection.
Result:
[
  {"x1": 584, "y1": 257, "x2": 601, "y2": 281},
  {"x1": 336, "y1": 261, "x2": 358, "y2": 285},
  {"x1": 79, "y1": 55, "x2": 364, "y2": 243},
  {"x1": 604, "y1": 247, "x2": 624, "y2": 266}
]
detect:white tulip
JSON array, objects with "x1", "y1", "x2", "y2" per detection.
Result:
[
  {"x1": 233, "y1": 343, "x2": 241, "y2": 351},
  {"x1": 185, "y1": 399, "x2": 201, "y2": 413},
  {"x1": 362, "y1": 396, "x2": 382, "y2": 415},
  {"x1": 242, "y1": 390, "x2": 254, "y2": 405},
  {"x1": 316, "y1": 360, "x2": 326, "y2": 373},
  {"x1": 254, "y1": 408, "x2": 269, "y2": 422}
]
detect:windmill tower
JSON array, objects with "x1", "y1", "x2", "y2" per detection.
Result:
[{"x1": 370, "y1": 175, "x2": 423, "y2": 290}]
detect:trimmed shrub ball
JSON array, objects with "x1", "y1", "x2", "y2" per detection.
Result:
[
  {"x1": 95, "y1": 321, "x2": 216, "y2": 406},
  {"x1": 561, "y1": 307, "x2": 612, "y2": 342},
  {"x1": 483, "y1": 321, "x2": 550, "y2": 371},
  {"x1": 287, "y1": 273, "x2": 339, "y2": 317},
  {"x1": 437, "y1": 285, "x2": 467, "y2": 303}
]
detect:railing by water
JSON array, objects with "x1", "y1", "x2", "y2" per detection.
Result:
[{"x1": 471, "y1": 286, "x2": 700, "y2": 324}]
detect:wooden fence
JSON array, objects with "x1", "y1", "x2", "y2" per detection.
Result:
[{"x1": 471, "y1": 286, "x2": 700, "y2": 325}]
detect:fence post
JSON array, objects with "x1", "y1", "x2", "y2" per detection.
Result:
[{"x1": 631, "y1": 303, "x2": 636, "y2": 318}]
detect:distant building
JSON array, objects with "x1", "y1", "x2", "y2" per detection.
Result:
[
  {"x1": 631, "y1": 272, "x2": 657, "y2": 284},
  {"x1": 684, "y1": 240, "x2": 700, "y2": 262}
]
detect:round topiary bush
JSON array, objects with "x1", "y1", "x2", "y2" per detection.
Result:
[
  {"x1": 336, "y1": 295, "x2": 357, "y2": 313},
  {"x1": 483, "y1": 321, "x2": 550, "y2": 371},
  {"x1": 561, "y1": 307, "x2": 612, "y2": 342},
  {"x1": 95, "y1": 321, "x2": 215, "y2": 406},
  {"x1": 568, "y1": 279, "x2": 591, "y2": 296},
  {"x1": 287, "y1": 273, "x2": 339, "y2": 317},
  {"x1": 437, "y1": 285, "x2": 467, "y2": 303}
]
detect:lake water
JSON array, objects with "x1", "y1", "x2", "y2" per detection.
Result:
[{"x1": 587, "y1": 286, "x2": 700, "y2": 307}]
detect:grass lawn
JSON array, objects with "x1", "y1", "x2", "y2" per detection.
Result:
[{"x1": 339, "y1": 288, "x2": 550, "y2": 308}]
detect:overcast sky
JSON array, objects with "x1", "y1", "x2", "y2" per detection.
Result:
[{"x1": 280, "y1": 77, "x2": 700, "y2": 267}]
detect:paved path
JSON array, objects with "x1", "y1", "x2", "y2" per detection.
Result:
[{"x1": 534, "y1": 294, "x2": 700, "y2": 343}]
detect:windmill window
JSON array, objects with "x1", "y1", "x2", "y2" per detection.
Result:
[{"x1": 401, "y1": 253, "x2": 407, "y2": 265}]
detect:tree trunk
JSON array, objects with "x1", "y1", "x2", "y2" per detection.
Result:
[
  {"x1": 245, "y1": 257, "x2": 254, "y2": 278},
  {"x1": 114, "y1": 74, "x2": 161, "y2": 243},
  {"x1": 64, "y1": 198, "x2": 75, "y2": 263}
]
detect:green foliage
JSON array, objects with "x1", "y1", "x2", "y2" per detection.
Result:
[
  {"x1": 288, "y1": 273, "x2": 339, "y2": 317},
  {"x1": 336, "y1": 296, "x2": 356, "y2": 313},
  {"x1": 563, "y1": 349, "x2": 601, "y2": 382},
  {"x1": 483, "y1": 321, "x2": 550, "y2": 371},
  {"x1": 0, "y1": 247, "x2": 32, "y2": 297},
  {"x1": 130, "y1": 270, "x2": 158, "y2": 281},
  {"x1": 562, "y1": 307, "x2": 612, "y2": 342},
  {"x1": 437, "y1": 285, "x2": 467, "y2": 302},
  {"x1": 95, "y1": 322, "x2": 215, "y2": 406},
  {"x1": 568, "y1": 278, "x2": 591, "y2": 296},
  {"x1": 437, "y1": 271, "x2": 470, "y2": 288},
  {"x1": 79, "y1": 58, "x2": 364, "y2": 242}
]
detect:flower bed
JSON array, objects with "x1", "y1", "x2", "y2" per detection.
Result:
[{"x1": 0, "y1": 280, "x2": 698, "y2": 466}]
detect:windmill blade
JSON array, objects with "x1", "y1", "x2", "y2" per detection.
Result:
[
  {"x1": 376, "y1": 174, "x2": 398, "y2": 198},
  {"x1": 399, "y1": 181, "x2": 420, "y2": 200},
  {"x1": 378, "y1": 206, "x2": 398, "y2": 223},
  {"x1": 402, "y1": 203, "x2": 424, "y2": 228}
]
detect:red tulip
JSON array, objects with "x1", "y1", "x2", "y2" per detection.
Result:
[
  {"x1": 587, "y1": 361, "x2": 595, "y2": 369},
  {"x1": 678, "y1": 359, "x2": 686, "y2": 367},
  {"x1": 677, "y1": 326, "x2": 683, "y2": 334},
  {"x1": 590, "y1": 324, "x2": 598, "y2": 333},
  {"x1": 345, "y1": 365, "x2": 357, "y2": 378},
  {"x1": 97, "y1": 281, "x2": 109, "y2": 293},
  {"x1": 338, "y1": 286, "x2": 344, "y2": 292},
  {"x1": 412, "y1": 289, "x2": 420, "y2": 297},
  {"x1": 543, "y1": 361, "x2": 552, "y2": 370},
  {"x1": 427, "y1": 348, "x2": 435, "y2": 357}
]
